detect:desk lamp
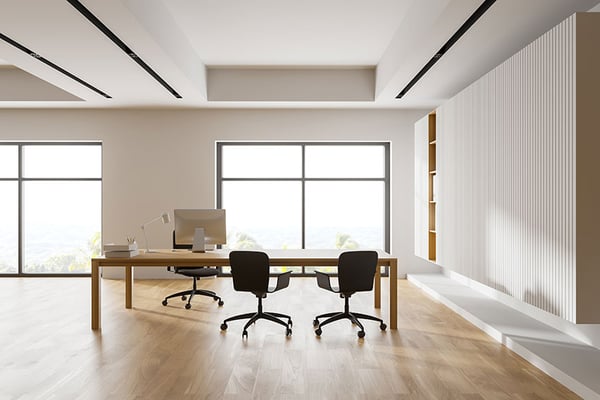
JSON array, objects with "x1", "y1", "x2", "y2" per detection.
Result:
[{"x1": 141, "y1": 212, "x2": 171, "y2": 253}]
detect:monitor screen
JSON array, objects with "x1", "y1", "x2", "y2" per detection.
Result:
[{"x1": 174, "y1": 209, "x2": 226, "y2": 246}]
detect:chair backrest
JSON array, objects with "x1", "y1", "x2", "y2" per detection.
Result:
[
  {"x1": 337, "y1": 250, "x2": 378, "y2": 293},
  {"x1": 229, "y1": 251, "x2": 270, "y2": 293}
]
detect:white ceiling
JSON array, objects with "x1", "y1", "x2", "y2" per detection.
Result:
[
  {"x1": 0, "y1": 0, "x2": 598, "y2": 109},
  {"x1": 163, "y1": 1, "x2": 413, "y2": 66}
]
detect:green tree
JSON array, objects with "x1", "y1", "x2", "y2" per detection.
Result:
[
  {"x1": 230, "y1": 232, "x2": 262, "y2": 249},
  {"x1": 35, "y1": 231, "x2": 102, "y2": 273},
  {"x1": 335, "y1": 233, "x2": 359, "y2": 249}
]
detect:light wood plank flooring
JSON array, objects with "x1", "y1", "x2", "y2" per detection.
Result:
[{"x1": 0, "y1": 277, "x2": 579, "y2": 400}]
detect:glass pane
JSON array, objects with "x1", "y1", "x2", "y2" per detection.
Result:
[
  {"x1": 23, "y1": 181, "x2": 101, "y2": 273},
  {"x1": 222, "y1": 181, "x2": 302, "y2": 249},
  {"x1": 0, "y1": 182, "x2": 18, "y2": 273},
  {"x1": 305, "y1": 145, "x2": 385, "y2": 178},
  {"x1": 23, "y1": 145, "x2": 101, "y2": 178},
  {"x1": 221, "y1": 145, "x2": 301, "y2": 178},
  {"x1": 305, "y1": 181, "x2": 385, "y2": 251},
  {"x1": 0, "y1": 145, "x2": 18, "y2": 178},
  {"x1": 222, "y1": 181, "x2": 302, "y2": 273}
]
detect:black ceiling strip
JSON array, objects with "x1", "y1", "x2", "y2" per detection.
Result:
[
  {"x1": 396, "y1": 0, "x2": 497, "y2": 99},
  {"x1": 66, "y1": 0, "x2": 182, "y2": 99},
  {"x1": 0, "y1": 32, "x2": 111, "y2": 98}
]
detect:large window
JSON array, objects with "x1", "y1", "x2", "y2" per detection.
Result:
[
  {"x1": 217, "y1": 142, "x2": 389, "y2": 275},
  {"x1": 0, "y1": 143, "x2": 102, "y2": 276}
]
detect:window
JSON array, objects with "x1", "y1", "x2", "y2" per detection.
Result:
[
  {"x1": 217, "y1": 142, "x2": 390, "y2": 275},
  {"x1": 0, "y1": 143, "x2": 102, "y2": 276}
]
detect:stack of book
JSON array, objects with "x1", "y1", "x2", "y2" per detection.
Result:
[{"x1": 103, "y1": 242, "x2": 139, "y2": 258}]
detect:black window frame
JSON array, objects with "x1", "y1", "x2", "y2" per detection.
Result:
[
  {"x1": 216, "y1": 141, "x2": 390, "y2": 277},
  {"x1": 0, "y1": 141, "x2": 102, "y2": 277}
]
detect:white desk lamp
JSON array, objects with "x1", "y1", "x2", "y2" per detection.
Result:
[{"x1": 141, "y1": 212, "x2": 171, "y2": 253}]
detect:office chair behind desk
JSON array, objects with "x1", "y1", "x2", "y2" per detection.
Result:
[{"x1": 161, "y1": 232, "x2": 224, "y2": 309}]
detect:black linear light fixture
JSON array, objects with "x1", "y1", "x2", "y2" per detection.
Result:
[
  {"x1": 66, "y1": 0, "x2": 182, "y2": 99},
  {"x1": 0, "y1": 32, "x2": 111, "y2": 98},
  {"x1": 396, "y1": 0, "x2": 497, "y2": 99}
]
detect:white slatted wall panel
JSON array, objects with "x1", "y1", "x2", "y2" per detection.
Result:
[{"x1": 437, "y1": 15, "x2": 576, "y2": 321}]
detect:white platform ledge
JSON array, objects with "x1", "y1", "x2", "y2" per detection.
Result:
[{"x1": 407, "y1": 273, "x2": 600, "y2": 400}]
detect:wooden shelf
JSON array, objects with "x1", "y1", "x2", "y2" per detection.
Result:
[
  {"x1": 417, "y1": 111, "x2": 438, "y2": 263},
  {"x1": 428, "y1": 112, "x2": 436, "y2": 262}
]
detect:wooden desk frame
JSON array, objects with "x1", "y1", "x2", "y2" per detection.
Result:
[{"x1": 91, "y1": 249, "x2": 397, "y2": 330}]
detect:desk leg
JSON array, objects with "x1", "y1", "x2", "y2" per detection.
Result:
[
  {"x1": 389, "y1": 259, "x2": 397, "y2": 329},
  {"x1": 125, "y1": 265, "x2": 133, "y2": 309},
  {"x1": 374, "y1": 265, "x2": 381, "y2": 309},
  {"x1": 91, "y1": 260, "x2": 101, "y2": 330}
]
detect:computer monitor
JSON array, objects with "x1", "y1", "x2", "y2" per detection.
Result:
[{"x1": 173, "y1": 209, "x2": 226, "y2": 248}]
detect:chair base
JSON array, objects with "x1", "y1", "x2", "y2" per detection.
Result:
[
  {"x1": 313, "y1": 298, "x2": 386, "y2": 338},
  {"x1": 162, "y1": 277, "x2": 224, "y2": 309},
  {"x1": 220, "y1": 297, "x2": 292, "y2": 338}
]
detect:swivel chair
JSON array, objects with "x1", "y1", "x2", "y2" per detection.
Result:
[
  {"x1": 313, "y1": 250, "x2": 387, "y2": 338},
  {"x1": 161, "y1": 232, "x2": 224, "y2": 309},
  {"x1": 220, "y1": 251, "x2": 292, "y2": 338}
]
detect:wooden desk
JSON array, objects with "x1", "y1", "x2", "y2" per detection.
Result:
[{"x1": 91, "y1": 249, "x2": 398, "y2": 330}]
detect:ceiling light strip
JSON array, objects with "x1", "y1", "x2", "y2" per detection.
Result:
[
  {"x1": 0, "y1": 32, "x2": 111, "y2": 98},
  {"x1": 66, "y1": 0, "x2": 182, "y2": 99},
  {"x1": 396, "y1": 0, "x2": 497, "y2": 99}
]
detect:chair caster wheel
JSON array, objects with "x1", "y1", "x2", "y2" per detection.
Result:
[
  {"x1": 185, "y1": 303, "x2": 191, "y2": 310},
  {"x1": 242, "y1": 330, "x2": 248, "y2": 338},
  {"x1": 286, "y1": 328, "x2": 292, "y2": 336},
  {"x1": 313, "y1": 319, "x2": 319, "y2": 327},
  {"x1": 162, "y1": 300, "x2": 168, "y2": 306},
  {"x1": 380, "y1": 323, "x2": 387, "y2": 331},
  {"x1": 220, "y1": 323, "x2": 228, "y2": 331},
  {"x1": 357, "y1": 330, "x2": 365, "y2": 338},
  {"x1": 315, "y1": 328, "x2": 322, "y2": 336},
  {"x1": 218, "y1": 300, "x2": 224, "y2": 306},
  {"x1": 181, "y1": 295, "x2": 187, "y2": 301}
]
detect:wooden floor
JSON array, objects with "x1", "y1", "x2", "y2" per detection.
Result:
[{"x1": 0, "y1": 277, "x2": 579, "y2": 400}]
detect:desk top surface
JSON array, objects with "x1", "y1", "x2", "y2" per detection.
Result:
[{"x1": 93, "y1": 248, "x2": 396, "y2": 266}]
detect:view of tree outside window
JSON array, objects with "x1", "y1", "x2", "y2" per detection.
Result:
[
  {"x1": 0, "y1": 143, "x2": 102, "y2": 275},
  {"x1": 217, "y1": 142, "x2": 389, "y2": 275}
]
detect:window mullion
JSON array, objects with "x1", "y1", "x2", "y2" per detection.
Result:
[
  {"x1": 301, "y1": 144, "x2": 306, "y2": 251},
  {"x1": 18, "y1": 144, "x2": 23, "y2": 275}
]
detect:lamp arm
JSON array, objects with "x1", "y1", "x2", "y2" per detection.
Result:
[
  {"x1": 141, "y1": 224, "x2": 150, "y2": 253},
  {"x1": 141, "y1": 214, "x2": 163, "y2": 229}
]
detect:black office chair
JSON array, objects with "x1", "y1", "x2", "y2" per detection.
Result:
[
  {"x1": 313, "y1": 250, "x2": 387, "y2": 338},
  {"x1": 162, "y1": 232, "x2": 224, "y2": 309},
  {"x1": 220, "y1": 251, "x2": 293, "y2": 338}
]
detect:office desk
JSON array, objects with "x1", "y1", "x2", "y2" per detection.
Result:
[{"x1": 91, "y1": 249, "x2": 398, "y2": 331}]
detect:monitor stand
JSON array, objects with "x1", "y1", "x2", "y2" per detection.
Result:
[{"x1": 192, "y1": 228, "x2": 205, "y2": 253}]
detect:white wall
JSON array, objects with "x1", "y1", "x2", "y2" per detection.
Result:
[{"x1": 0, "y1": 108, "x2": 440, "y2": 278}]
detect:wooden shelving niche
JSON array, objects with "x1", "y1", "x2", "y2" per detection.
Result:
[{"x1": 427, "y1": 112, "x2": 436, "y2": 261}]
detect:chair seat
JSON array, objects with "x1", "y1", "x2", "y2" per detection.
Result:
[{"x1": 174, "y1": 267, "x2": 218, "y2": 278}]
